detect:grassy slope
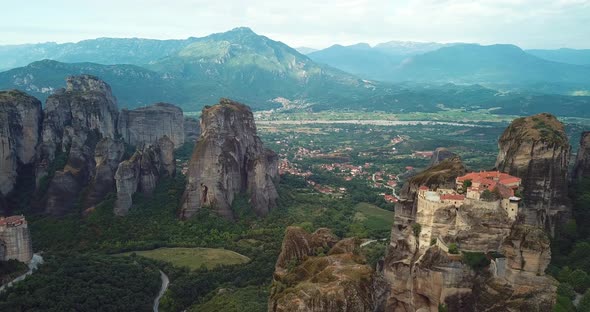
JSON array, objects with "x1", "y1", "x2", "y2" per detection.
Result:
[
  {"x1": 117, "y1": 247, "x2": 250, "y2": 270},
  {"x1": 353, "y1": 202, "x2": 394, "y2": 235}
]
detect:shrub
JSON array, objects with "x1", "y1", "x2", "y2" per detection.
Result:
[
  {"x1": 462, "y1": 252, "x2": 490, "y2": 271},
  {"x1": 412, "y1": 223, "x2": 422, "y2": 237},
  {"x1": 448, "y1": 243, "x2": 459, "y2": 254}
]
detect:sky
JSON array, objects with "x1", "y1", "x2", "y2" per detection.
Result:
[{"x1": 2, "y1": 0, "x2": 590, "y2": 49}]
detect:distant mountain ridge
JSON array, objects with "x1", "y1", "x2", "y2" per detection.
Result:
[
  {"x1": 526, "y1": 48, "x2": 590, "y2": 66},
  {"x1": 0, "y1": 28, "x2": 589, "y2": 117},
  {"x1": 308, "y1": 41, "x2": 457, "y2": 81},
  {"x1": 392, "y1": 44, "x2": 590, "y2": 89},
  {"x1": 0, "y1": 37, "x2": 201, "y2": 71}
]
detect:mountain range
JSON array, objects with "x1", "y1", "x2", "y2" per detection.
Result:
[
  {"x1": 0, "y1": 27, "x2": 589, "y2": 116},
  {"x1": 307, "y1": 42, "x2": 590, "y2": 93}
]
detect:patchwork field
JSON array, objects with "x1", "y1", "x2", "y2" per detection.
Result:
[{"x1": 118, "y1": 247, "x2": 251, "y2": 270}]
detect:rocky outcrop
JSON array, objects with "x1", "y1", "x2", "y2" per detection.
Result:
[
  {"x1": 573, "y1": 131, "x2": 590, "y2": 182},
  {"x1": 496, "y1": 113, "x2": 570, "y2": 232},
  {"x1": 269, "y1": 227, "x2": 389, "y2": 312},
  {"x1": 184, "y1": 116, "x2": 200, "y2": 143},
  {"x1": 84, "y1": 138, "x2": 125, "y2": 208},
  {"x1": 429, "y1": 147, "x2": 457, "y2": 167},
  {"x1": 118, "y1": 103, "x2": 185, "y2": 148},
  {"x1": 37, "y1": 75, "x2": 119, "y2": 215},
  {"x1": 474, "y1": 225, "x2": 556, "y2": 311},
  {"x1": 0, "y1": 91, "x2": 42, "y2": 207},
  {"x1": 180, "y1": 99, "x2": 279, "y2": 220},
  {"x1": 114, "y1": 136, "x2": 175, "y2": 216}
]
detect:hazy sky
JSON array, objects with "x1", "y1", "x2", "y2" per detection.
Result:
[{"x1": 3, "y1": 0, "x2": 590, "y2": 49}]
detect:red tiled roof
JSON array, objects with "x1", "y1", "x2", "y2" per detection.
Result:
[
  {"x1": 419, "y1": 186, "x2": 429, "y2": 191},
  {"x1": 0, "y1": 215, "x2": 26, "y2": 226}
]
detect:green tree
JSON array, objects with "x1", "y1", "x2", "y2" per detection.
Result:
[{"x1": 448, "y1": 243, "x2": 459, "y2": 254}]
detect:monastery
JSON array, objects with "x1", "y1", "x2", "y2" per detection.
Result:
[{"x1": 0, "y1": 215, "x2": 33, "y2": 263}]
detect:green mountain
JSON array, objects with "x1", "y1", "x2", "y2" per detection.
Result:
[
  {"x1": 308, "y1": 41, "x2": 453, "y2": 81},
  {"x1": 391, "y1": 44, "x2": 590, "y2": 91},
  {"x1": 0, "y1": 37, "x2": 199, "y2": 71},
  {"x1": 0, "y1": 59, "x2": 185, "y2": 107},
  {"x1": 526, "y1": 48, "x2": 590, "y2": 66},
  {"x1": 1, "y1": 28, "x2": 589, "y2": 117}
]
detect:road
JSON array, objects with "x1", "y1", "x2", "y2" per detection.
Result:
[
  {"x1": 0, "y1": 253, "x2": 44, "y2": 293},
  {"x1": 153, "y1": 270, "x2": 169, "y2": 312}
]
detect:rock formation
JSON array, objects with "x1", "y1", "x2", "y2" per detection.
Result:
[
  {"x1": 118, "y1": 103, "x2": 185, "y2": 148},
  {"x1": 84, "y1": 138, "x2": 125, "y2": 208},
  {"x1": 573, "y1": 131, "x2": 590, "y2": 182},
  {"x1": 180, "y1": 99, "x2": 279, "y2": 220},
  {"x1": 0, "y1": 90, "x2": 42, "y2": 212},
  {"x1": 183, "y1": 116, "x2": 201, "y2": 143},
  {"x1": 37, "y1": 75, "x2": 119, "y2": 215},
  {"x1": 269, "y1": 227, "x2": 389, "y2": 312},
  {"x1": 382, "y1": 146, "x2": 556, "y2": 311},
  {"x1": 496, "y1": 113, "x2": 570, "y2": 232},
  {"x1": 114, "y1": 136, "x2": 175, "y2": 216},
  {"x1": 473, "y1": 225, "x2": 556, "y2": 311}
]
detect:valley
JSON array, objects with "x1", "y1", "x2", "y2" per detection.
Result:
[{"x1": 0, "y1": 14, "x2": 589, "y2": 312}]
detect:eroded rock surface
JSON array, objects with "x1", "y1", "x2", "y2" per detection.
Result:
[
  {"x1": 114, "y1": 136, "x2": 175, "y2": 216},
  {"x1": 496, "y1": 113, "x2": 570, "y2": 232},
  {"x1": 180, "y1": 99, "x2": 279, "y2": 220},
  {"x1": 0, "y1": 90, "x2": 42, "y2": 205},
  {"x1": 269, "y1": 227, "x2": 388, "y2": 312},
  {"x1": 118, "y1": 103, "x2": 185, "y2": 148},
  {"x1": 37, "y1": 75, "x2": 119, "y2": 215},
  {"x1": 573, "y1": 131, "x2": 590, "y2": 182},
  {"x1": 84, "y1": 138, "x2": 125, "y2": 208}
]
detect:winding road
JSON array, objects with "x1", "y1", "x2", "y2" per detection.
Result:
[
  {"x1": 153, "y1": 270, "x2": 169, "y2": 312},
  {"x1": 0, "y1": 253, "x2": 44, "y2": 293}
]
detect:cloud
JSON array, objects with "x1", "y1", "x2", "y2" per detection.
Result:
[{"x1": 0, "y1": 0, "x2": 589, "y2": 48}]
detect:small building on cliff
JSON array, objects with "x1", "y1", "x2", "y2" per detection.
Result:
[{"x1": 0, "y1": 215, "x2": 33, "y2": 263}]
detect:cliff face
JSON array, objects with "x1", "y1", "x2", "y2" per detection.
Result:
[
  {"x1": 474, "y1": 225, "x2": 556, "y2": 311},
  {"x1": 269, "y1": 227, "x2": 389, "y2": 312},
  {"x1": 495, "y1": 113, "x2": 570, "y2": 231},
  {"x1": 0, "y1": 91, "x2": 42, "y2": 202},
  {"x1": 37, "y1": 75, "x2": 119, "y2": 215},
  {"x1": 114, "y1": 136, "x2": 175, "y2": 216},
  {"x1": 180, "y1": 99, "x2": 279, "y2": 220},
  {"x1": 573, "y1": 131, "x2": 590, "y2": 182},
  {"x1": 84, "y1": 138, "x2": 125, "y2": 208},
  {"x1": 382, "y1": 149, "x2": 555, "y2": 311},
  {"x1": 385, "y1": 156, "x2": 474, "y2": 311},
  {"x1": 118, "y1": 103, "x2": 185, "y2": 148}
]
